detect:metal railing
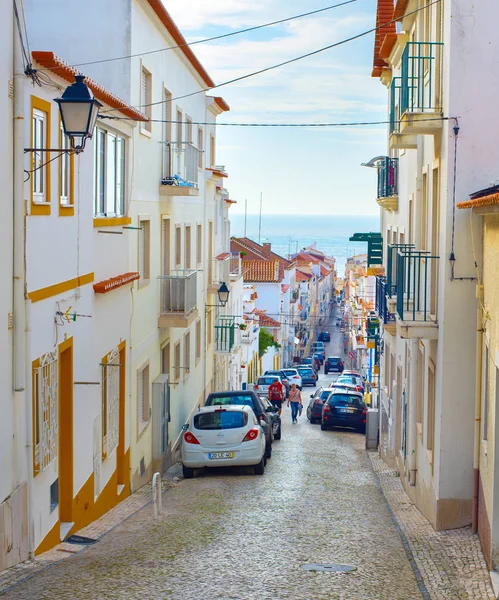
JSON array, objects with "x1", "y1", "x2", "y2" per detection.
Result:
[
  {"x1": 229, "y1": 256, "x2": 242, "y2": 276},
  {"x1": 377, "y1": 157, "x2": 398, "y2": 199},
  {"x1": 390, "y1": 77, "x2": 402, "y2": 134},
  {"x1": 215, "y1": 316, "x2": 235, "y2": 353},
  {"x1": 159, "y1": 270, "x2": 197, "y2": 314},
  {"x1": 375, "y1": 275, "x2": 395, "y2": 324},
  {"x1": 396, "y1": 250, "x2": 439, "y2": 322},
  {"x1": 290, "y1": 290, "x2": 299, "y2": 303},
  {"x1": 162, "y1": 141, "x2": 200, "y2": 187},
  {"x1": 400, "y1": 42, "x2": 443, "y2": 115},
  {"x1": 386, "y1": 244, "x2": 415, "y2": 295}
]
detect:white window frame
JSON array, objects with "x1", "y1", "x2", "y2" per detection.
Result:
[
  {"x1": 140, "y1": 66, "x2": 152, "y2": 132},
  {"x1": 33, "y1": 109, "x2": 48, "y2": 204},
  {"x1": 138, "y1": 217, "x2": 151, "y2": 284},
  {"x1": 93, "y1": 126, "x2": 126, "y2": 217},
  {"x1": 60, "y1": 122, "x2": 72, "y2": 206},
  {"x1": 137, "y1": 362, "x2": 150, "y2": 435}
]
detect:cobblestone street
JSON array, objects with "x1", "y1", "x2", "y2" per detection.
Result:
[{"x1": 0, "y1": 323, "x2": 495, "y2": 600}]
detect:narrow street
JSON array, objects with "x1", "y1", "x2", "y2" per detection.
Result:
[{"x1": 3, "y1": 320, "x2": 425, "y2": 600}]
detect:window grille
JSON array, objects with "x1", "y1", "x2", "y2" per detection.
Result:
[
  {"x1": 34, "y1": 351, "x2": 58, "y2": 473},
  {"x1": 102, "y1": 347, "x2": 120, "y2": 458}
]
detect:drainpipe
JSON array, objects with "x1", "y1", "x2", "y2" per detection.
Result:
[
  {"x1": 472, "y1": 284, "x2": 484, "y2": 533},
  {"x1": 13, "y1": 17, "x2": 26, "y2": 392}
]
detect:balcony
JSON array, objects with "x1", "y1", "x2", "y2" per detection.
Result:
[
  {"x1": 158, "y1": 271, "x2": 198, "y2": 328},
  {"x1": 208, "y1": 254, "x2": 230, "y2": 294},
  {"x1": 214, "y1": 316, "x2": 235, "y2": 353},
  {"x1": 377, "y1": 158, "x2": 398, "y2": 212},
  {"x1": 389, "y1": 42, "x2": 443, "y2": 148},
  {"x1": 241, "y1": 323, "x2": 258, "y2": 344},
  {"x1": 375, "y1": 275, "x2": 396, "y2": 335},
  {"x1": 229, "y1": 255, "x2": 242, "y2": 279},
  {"x1": 290, "y1": 289, "x2": 299, "y2": 303},
  {"x1": 395, "y1": 250, "x2": 439, "y2": 339},
  {"x1": 159, "y1": 142, "x2": 200, "y2": 197}
]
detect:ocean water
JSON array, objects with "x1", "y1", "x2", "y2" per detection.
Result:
[{"x1": 230, "y1": 214, "x2": 380, "y2": 276}]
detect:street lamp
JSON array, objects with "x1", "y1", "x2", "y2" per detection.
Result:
[
  {"x1": 216, "y1": 282, "x2": 230, "y2": 307},
  {"x1": 55, "y1": 75, "x2": 102, "y2": 153}
]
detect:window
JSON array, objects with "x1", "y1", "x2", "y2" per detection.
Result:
[
  {"x1": 196, "y1": 320, "x2": 201, "y2": 362},
  {"x1": 138, "y1": 363, "x2": 150, "y2": 432},
  {"x1": 93, "y1": 127, "x2": 126, "y2": 217},
  {"x1": 176, "y1": 108, "x2": 183, "y2": 144},
  {"x1": 427, "y1": 360, "x2": 436, "y2": 461},
  {"x1": 416, "y1": 347, "x2": 424, "y2": 429},
  {"x1": 138, "y1": 218, "x2": 151, "y2": 282},
  {"x1": 140, "y1": 66, "x2": 152, "y2": 132},
  {"x1": 32, "y1": 353, "x2": 58, "y2": 475},
  {"x1": 198, "y1": 127, "x2": 203, "y2": 168},
  {"x1": 162, "y1": 88, "x2": 172, "y2": 177},
  {"x1": 184, "y1": 332, "x2": 191, "y2": 379},
  {"x1": 59, "y1": 121, "x2": 73, "y2": 210},
  {"x1": 31, "y1": 97, "x2": 51, "y2": 214},
  {"x1": 483, "y1": 344, "x2": 490, "y2": 441},
  {"x1": 196, "y1": 224, "x2": 202, "y2": 265},
  {"x1": 185, "y1": 226, "x2": 191, "y2": 269},
  {"x1": 161, "y1": 217, "x2": 170, "y2": 276},
  {"x1": 210, "y1": 134, "x2": 215, "y2": 168},
  {"x1": 186, "y1": 116, "x2": 193, "y2": 143},
  {"x1": 421, "y1": 171, "x2": 428, "y2": 250},
  {"x1": 207, "y1": 309, "x2": 212, "y2": 346},
  {"x1": 102, "y1": 348, "x2": 120, "y2": 459},
  {"x1": 161, "y1": 342, "x2": 170, "y2": 376},
  {"x1": 174, "y1": 342, "x2": 181, "y2": 382},
  {"x1": 175, "y1": 226, "x2": 182, "y2": 267}
]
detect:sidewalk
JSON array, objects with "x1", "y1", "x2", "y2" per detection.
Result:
[
  {"x1": 369, "y1": 452, "x2": 496, "y2": 600},
  {"x1": 0, "y1": 463, "x2": 183, "y2": 597}
]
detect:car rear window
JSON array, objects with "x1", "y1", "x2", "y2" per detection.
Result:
[
  {"x1": 206, "y1": 395, "x2": 255, "y2": 409},
  {"x1": 328, "y1": 394, "x2": 363, "y2": 406},
  {"x1": 258, "y1": 377, "x2": 277, "y2": 385},
  {"x1": 329, "y1": 358, "x2": 341, "y2": 364},
  {"x1": 298, "y1": 368, "x2": 314, "y2": 375},
  {"x1": 320, "y1": 391, "x2": 332, "y2": 400},
  {"x1": 194, "y1": 411, "x2": 248, "y2": 430},
  {"x1": 283, "y1": 370, "x2": 298, "y2": 376}
]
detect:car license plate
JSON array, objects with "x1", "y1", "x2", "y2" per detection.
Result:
[
  {"x1": 208, "y1": 451, "x2": 234, "y2": 459},
  {"x1": 340, "y1": 408, "x2": 355, "y2": 414}
]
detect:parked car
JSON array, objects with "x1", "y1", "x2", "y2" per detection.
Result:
[
  {"x1": 336, "y1": 374, "x2": 365, "y2": 393},
  {"x1": 307, "y1": 387, "x2": 334, "y2": 423},
  {"x1": 312, "y1": 352, "x2": 324, "y2": 365},
  {"x1": 205, "y1": 390, "x2": 273, "y2": 459},
  {"x1": 331, "y1": 382, "x2": 359, "y2": 393},
  {"x1": 296, "y1": 366, "x2": 318, "y2": 386},
  {"x1": 261, "y1": 396, "x2": 282, "y2": 440},
  {"x1": 181, "y1": 405, "x2": 266, "y2": 478},
  {"x1": 254, "y1": 375, "x2": 282, "y2": 398},
  {"x1": 311, "y1": 341, "x2": 326, "y2": 360},
  {"x1": 264, "y1": 370, "x2": 290, "y2": 397},
  {"x1": 324, "y1": 356, "x2": 344, "y2": 374},
  {"x1": 318, "y1": 331, "x2": 331, "y2": 342},
  {"x1": 281, "y1": 368, "x2": 302, "y2": 390},
  {"x1": 300, "y1": 357, "x2": 314, "y2": 368},
  {"x1": 335, "y1": 318, "x2": 342, "y2": 327},
  {"x1": 321, "y1": 389, "x2": 367, "y2": 433}
]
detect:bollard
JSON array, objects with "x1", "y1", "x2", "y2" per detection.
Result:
[{"x1": 152, "y1": 472, "x2": 162, "y2": 518}]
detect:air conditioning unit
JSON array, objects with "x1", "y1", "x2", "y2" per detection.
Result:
[{"x1": 152, "y1": 374, "x2": 171, "y2": 472}]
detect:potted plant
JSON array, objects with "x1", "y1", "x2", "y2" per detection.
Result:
[
  {"x1": 239, "y1": 251, "x2": 247, "y2": 258},
  {"x1": 239, "y1": 323, "x2": 247, "y2": 330}
]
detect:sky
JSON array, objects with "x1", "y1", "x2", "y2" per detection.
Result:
[{"x1": 166, "y1": 0, "x2": 386, "y2": 216}]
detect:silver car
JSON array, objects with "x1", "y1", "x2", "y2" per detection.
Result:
[
  {"x1": 282, "y1": 368, "x2": 302, "y2": 390},
  {"x1": 254, "y1": 375, "x2": 282, "y2": 397}
]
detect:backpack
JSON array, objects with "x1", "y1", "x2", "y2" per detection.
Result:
[{"x1": 269, "y1": 382, "x2": 282, "y2": 400}]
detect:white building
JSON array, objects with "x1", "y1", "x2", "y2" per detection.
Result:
[
  {"x1": 23, "y1": 0, "x2": 234, "y2": 491},
  {"x1": 371, "y1": 0, "x2": 489, "y2": 531}
]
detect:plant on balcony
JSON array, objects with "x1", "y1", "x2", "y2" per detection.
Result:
[
  {"x1": 238, "y1": 323, "x2": 247, "y2": 330},
  {"x1": 239, "y1": 251, "x2": 247, "y2": 258}
]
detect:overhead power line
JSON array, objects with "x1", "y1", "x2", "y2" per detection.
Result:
[
  {"x1": 61, "y1": 0, "x2": 358, "y2": 70},
  {"x1": 101, "y1": 0, "x2": 441, "y2": 114}
]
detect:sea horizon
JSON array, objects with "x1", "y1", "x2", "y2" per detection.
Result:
[{"x1": 230, "y1": 213, "x2": 380, "y2": 275}]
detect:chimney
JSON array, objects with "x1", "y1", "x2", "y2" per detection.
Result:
[{"x1": 262, "y1": 243, "x2": 272, "y2": 257}]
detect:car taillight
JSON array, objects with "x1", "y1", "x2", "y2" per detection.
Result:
[
  {"x1": 357, "y1": 385, "x2": 362, "y2": 391},
  {"x1": 361, "y1": 407, "x2": 367, "y2": 423},
  {"x1": 323, "y1": 404, "x2": 331, "y2": 413},
  {"x1": 184, "y1": 432, "x2": 200, "y2": 445},
  {"x1": 254, "y1": 385, "x2": 259, "y2": 389},
  {"x1": 242, "y1": 427, "x2": 260, "y2": 442},
  {"x1": 293, "y1": 375, "x2": 300, "y2": 379},
  {"x1": 314, "y1": 399, "x2": 323, "y2": 405}
]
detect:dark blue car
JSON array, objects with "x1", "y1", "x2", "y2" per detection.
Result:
[{"x1": 297, "y1": 366, "x2": 318, "y2": 386}]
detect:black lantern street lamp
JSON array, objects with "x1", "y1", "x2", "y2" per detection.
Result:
[
  {"x1": 217, "y1": 282, "x2": 230, "y2": 307},
  {"x1": 54, "y1": 75, "x2": 102, "y2": 153}
]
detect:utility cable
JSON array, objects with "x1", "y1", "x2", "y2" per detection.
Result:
[
  {"x1": 101, "y1": 0, "x2": 441, "y2": 114},
  {"x1": 60, "y1": 0, "x2": 358, "y2": 70}
]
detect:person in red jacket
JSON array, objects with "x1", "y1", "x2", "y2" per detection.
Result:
[{"x1": 268, "y1": 379, "x2": 285, "y2": 415}]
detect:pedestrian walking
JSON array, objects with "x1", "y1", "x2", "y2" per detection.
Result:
[
  {"x1": 287, "y1": 383, "x2": 303, "y2": 424},
  {"x1": 268, "y1": 378, "x2": 285, "y2": 415}
]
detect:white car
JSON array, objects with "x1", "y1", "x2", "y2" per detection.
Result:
[
  {"x1": 253, "y1": 375, "x2": 282, "y2": 397},
  {"x1": 181, "y1": 405, "x2": 266, "y2": 478},
  {"x1": 282, "y1": 368, "x2": 303, "y2": 390}
]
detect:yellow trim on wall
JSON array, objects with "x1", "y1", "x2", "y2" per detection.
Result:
[
  {"x1": 93, "y1": 217, "x2": 132, "y2": 228},
  {"x1": 58, "y1": 116, "x2": 74, "y2": 217},
  {"x1": 28, "y1": 272, "x2": 94, "y2": 303},
  {"x1": 31, "y1": 96, "x2": 51, "y2": 216}
]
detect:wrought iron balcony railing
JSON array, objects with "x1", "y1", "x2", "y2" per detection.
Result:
[
  {"x1": 400, "y1": 42, "x2": 443, "y2": 116},
  {"x1": 229, "y1": 256, "x2": 242, "y2": 277},
  {"x1": 215, "y1": 316, "x2": 235, "y2": 353},
  {"x1": 159, "y1": 270, "x2": 197, "y2": 315},
  {"x1": 375, "y1": 275, "x2": 395, "y2": 325},
  {"x1": 386, "y1": 243, "x2": 415, "y2": 294},
  {"x1": 377, "y1": 157, "x2": 398, "y2": 199},
  {"x1": 395, "y1": 250, "x2": 439, "y2": 322},
  {"x1": 162, "y1": 141, "x2": 200, "y2": 187},
  {"x1": 390, "y1": 77, "x2": 402, "y2": 134}
]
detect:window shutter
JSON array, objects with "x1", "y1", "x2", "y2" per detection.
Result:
[{"x1": 141, "y1": 69, "x2": 147, "y2": 111}]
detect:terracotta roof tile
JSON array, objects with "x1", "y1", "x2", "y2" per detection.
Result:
[
  {"x1": 254, "y1": 310, "x2": 280, "y2": 328},
  {"x1": 372, "y1": 0, "x2": 396, "y2": 77},
  {"x1": 242, "y1": 260, "x2": 280, "y2": 283},
  {"x1": 296, "y1": 270, "x2": 313, "y2": 282},
  {"x1": 457, "y1": 193, "x2": 499, "y2": 210}
]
